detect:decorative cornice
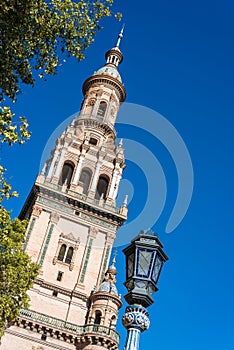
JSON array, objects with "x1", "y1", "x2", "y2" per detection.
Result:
[
  {"x1": 77, "y1": 116, "x2": 116, "y2": 137},
  {"x1": 21, "y1": 184, "x2": 126, "y2": 227},
  {"x1": 90, "y1": 291, "x2": 123, "y2": 309},
  {"x1": 19, "y1": 186, "x2": 37, "y2": 220},
  {"x1": 35, "y1": 278, "x2": 88, "y2": 302},
  {"x1": 82, "y1": 75, "x2": 126, "y2": 102}
]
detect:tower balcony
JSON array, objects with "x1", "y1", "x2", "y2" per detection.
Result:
[
  {"x1": 75, "y1": 113, "x2": 117, "y2": 138},
  {"x1": 18, "y1": 309, "x2": 120, "y2": 349}
]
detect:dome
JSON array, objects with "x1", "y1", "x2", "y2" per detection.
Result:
[
  {"x1": 94, "y1": 65, "x2": 122, "y2": 82},
  {"x1": 98, "y1": 281, "x2": 118, "y2": 295}
]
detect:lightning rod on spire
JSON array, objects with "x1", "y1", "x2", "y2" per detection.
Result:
[{"x1": 116, "y1": 24, "x2": 125, "y2": 48}]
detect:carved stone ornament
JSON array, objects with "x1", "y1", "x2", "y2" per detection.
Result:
[
  {"x1": 110, "y1": 108, "x2": 116, "y2": 117},
  {"x1": 88, "y1": 98, "x2": 96, "y2": 106},
  {"x1": 110, "y1": 93, "x2": 116, "y2": 103},
  {"x1": 50, "y1": 212, "x2": 60, "y2": 223},
  {"x1": 32, "y1": 206, "x2": 42, "y2": 217},
  {"x1": 60, "y1": 232, "x2": 79, "y2": 243},
  {"x1": 106, "y1": 232, "x2": 116, "y2": 244},
  {"x1": 89, "y1": 226, "x2": 98, "y2": 238},
  {"x1": 96, "y1": 89, "x2": 103, "y2": 97}
]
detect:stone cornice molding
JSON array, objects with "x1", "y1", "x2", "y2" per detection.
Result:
[
  {"x1": 90, "y1": 291, "x2": 123, "y2": 309},
  {"x1": 35, "y1": 279, "x2": 88, "y2": 302},
  {"x1": 20, "y1": 184, "x2": 126, "y2": 226},
  {"x1": 82, "y1": 75, "x2": 126, "y2": 102}
]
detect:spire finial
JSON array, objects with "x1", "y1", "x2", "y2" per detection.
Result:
[
  {"x1": 116, "y1": 24, "x2": 125, "y2": 48},
  {"x1": 123, "y1": 194, "x2": 128, "y2": 206},
  {"x1": 111, "y1": 249, "x2": 118, "y2": 267},
  {"x1": 118, "y1": 138, "x2": 123, "y2": 147}
]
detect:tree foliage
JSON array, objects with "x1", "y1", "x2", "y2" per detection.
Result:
[
  {"x1": 0, "y1": 0, "x2": 117, "y2": 101},
  {"x1": 0, "y1": 168, "x2": 39, "y2": 340},
  {"x1": 0, "y1": 209, "x2": 39, "y2": 339},
  {"x1": 0, "y1": 106, "x2": 30, "y2": 145}
]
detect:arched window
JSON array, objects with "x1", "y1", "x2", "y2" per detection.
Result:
[
  {"x1": 94, "y1": 311, "x2": 102, "y2": 325},
  {"x1": 97, "y1": 101, "x2": 107, "y2": 119},
  {"x1": 95, "y1": 175, "x2": 109, "y2": 200},
  {"x1": 89, "y1": 137, "x2": 98, "y2": 146},
  {"x1": 65, "y1": 247, "x2": 74, "y2": 264},
  {"x1": 58, "y1": 244, "x2": 66, "y2": 261},
  {"x1": 109, "y1": 315, "x2": 116, "y2": 328},
  {"x1": 79, "y1": 168, "x2": 92, "y2": 195},
  {"x1": 59, "y1": 162, "x2": 74, "y2": 186}
]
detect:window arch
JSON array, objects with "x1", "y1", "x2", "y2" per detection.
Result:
[
  {"x1": 109, "y1": 315, "x2": 116, "y2": 328},
  {"x1": 94, "y1": 310, "x2": 102, "y2": 325},
  {"x1": 58, "y1": 244, "x2": 66, "y2": 261},
  {"x1": 59, "y1": 162, "x2": 74, "y2": 186},
  {"x1": 57, "y1": 244, "x2": 74, "y2": 265},
  {"x1": 65, "y1": 247, "x2": 74, "y2": 264},
  {"x1": 79, "y1": 168, "x2": 92, "y2": 195},
  {"x1": 95, "y1": 175, "x2": 109, "y2": 200},
  {"x1": 89, "y1": 137, "x2": 98, "y2": 146},
  {"x1": 97, "y1": 101, "x2": 107, "y2": 119},
  {"x1": 53, "y1": 233, "x2": 80, "y2": 271}
]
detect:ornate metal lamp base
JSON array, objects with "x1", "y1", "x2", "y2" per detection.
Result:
[{"x1": 122, "y1": 305, "x2": 150, "y2": 350}]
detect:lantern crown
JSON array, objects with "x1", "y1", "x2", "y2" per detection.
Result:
[{"x1": 123, "y1": 230, "x2": 168, "y2": 308}]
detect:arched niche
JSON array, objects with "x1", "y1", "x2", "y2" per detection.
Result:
[
  {"x1": 94, "y1": 310, "x2": 102, "y2": 325},
  {"x1": 97, "y1": 101, "x2": 107, "y2": 119},
  {"x1": 109, "y1": 315, "x2": 117, "y2": 328},
  {"x1": 79, "y1": 168, "x2": 92, "y2": 195},
  {"x1": 59, "y1": 161, "x2": 75, "y2": 186},
  {"x1": 95, "y1": 174, "x2": 110, "y2": 200}
]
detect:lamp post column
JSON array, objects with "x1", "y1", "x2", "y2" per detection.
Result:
[
  {"x1": 122, "y1": 305, "x2": 150, "y2": 350},
  {"x1": 122, "y1": 229, "x2": 168, "y2": 350}
]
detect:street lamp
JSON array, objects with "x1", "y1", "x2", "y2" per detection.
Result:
[{"x1": 122, "y1": 229, "x2": 168, "y2": 350}]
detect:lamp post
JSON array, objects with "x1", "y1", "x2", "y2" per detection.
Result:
[{"x1": 122, "y1": 229, "x2": 168, "y2": 350}]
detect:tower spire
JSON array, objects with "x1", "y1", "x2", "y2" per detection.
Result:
[
  {"x1": 116, "y1": 24, "x2": 125, "y2": 48},
  {"x1": 110, "y1": 248, "x2": 118, "y2": 269},
  {"x1": 104, "y1": 27, "x2": 124, "y2": 68}
]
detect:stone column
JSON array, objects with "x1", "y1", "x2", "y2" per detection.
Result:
[
  {"x1": 90, "y1": 162, "x2": 102, "y2": 193},
  {"x1": 47, "y1": 149, "x2": 59, "y2": 179},
  {"x1": 41, "y1": 162, "x2": 47, "y2": 176},
  {"x1": 108, "y1": 169, "x2": 118, "y2": 199},
  {"x1": 54, "y1": 148, "x2": 67, "y2": 178},
  {"x1": 105, "y1": 101, "x2": 112, "y2": 124},
  {"x1": 92, "y1": 97, "x2": 100, "y2": 117},
  {"x1": 72, "y1": 155, "x2": 85, "y2": 185},
  {"x1": 122, "y1": 306, "x2": 150, "y2": 350},
  {"x1": 113, "y1": 173, "x2": 122, "y2": 200}
]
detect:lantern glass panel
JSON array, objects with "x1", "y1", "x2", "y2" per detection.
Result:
[
  {"x1": 151, "y1": 254, "x2": 163, "y2": 284},
  {"x1": 136, "y1": 248, "x2": 154, "y2": 278},
  {"x1": 127, "y1": 252, "x2": 134, "y2": 278}
]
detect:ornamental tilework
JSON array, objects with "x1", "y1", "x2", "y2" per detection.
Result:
[
  {"x1": 23, "y1": 217, "x2": 36, "y2": 251},
  {"x1": 39, "y1": 224, "x2": 54, "y2": 266},
  {"x1": 79, "y1": 238, "x2": 93, "y2": 283}
]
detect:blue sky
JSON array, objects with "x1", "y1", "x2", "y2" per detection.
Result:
[{"x1": 2, "y1": 0, "x2": 234, "y2": 349}]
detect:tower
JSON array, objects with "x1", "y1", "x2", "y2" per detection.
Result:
[{"x1": 1, "y1": 29, "x2": 127, "y2": 350}]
